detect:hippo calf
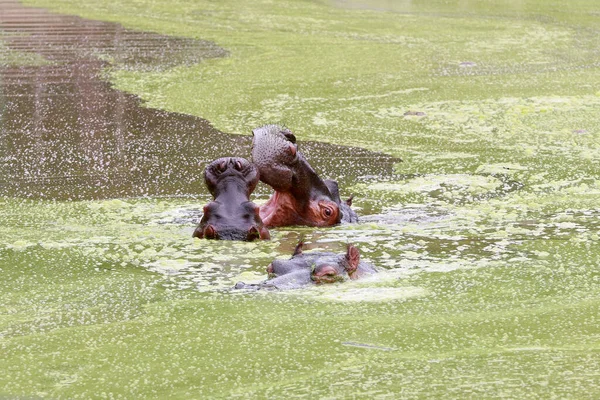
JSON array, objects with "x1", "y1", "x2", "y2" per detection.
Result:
[
  {"x1": 252, "y1": 124, "x2": 357, "y2": 228},
  {"x1": 193, "y1": 157, "x2": 270, "y2": 241},
  {"x1": 235, "y1": 242, "x2": 376, "y2": 290}
]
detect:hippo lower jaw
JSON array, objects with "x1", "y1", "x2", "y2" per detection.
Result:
[{"x1": 258, "y1": 191, "x2": 299, "y2": 227}]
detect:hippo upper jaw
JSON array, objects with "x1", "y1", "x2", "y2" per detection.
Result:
[
  {"x1": 194, "y1": 157, "x2": 270, "y2": 241},
  {"x1": 251, "y1": 125, "x2": 299, "y2": 192},
  {"x1": 205, "y1": 157, "x2": 259, "y2": 198}
]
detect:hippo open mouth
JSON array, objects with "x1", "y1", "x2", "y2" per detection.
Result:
[{"x1": 252, "y1": 124, "x2": 357, "y2": 228}]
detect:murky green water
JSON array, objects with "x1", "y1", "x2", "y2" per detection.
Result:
[{"x1": 2, "y1": 0, "x2": 600, "y2": 398}]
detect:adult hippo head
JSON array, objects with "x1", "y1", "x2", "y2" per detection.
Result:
[
  {"x1": 193, "y1": 157, "x2": 270, "y2": 241},
  {"x1": 234, "y1": 242, "x2": 376, "y2": 290},
  {"x1": 252, "y1": 124, "x2": 357, "y2": 228}
]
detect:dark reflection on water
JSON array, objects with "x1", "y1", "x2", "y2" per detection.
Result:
[{"x1": 0, "y1": 0, "x2": 397, "y2": 200}]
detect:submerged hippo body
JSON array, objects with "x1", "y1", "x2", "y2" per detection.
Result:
[
  {"x1": 252, "y1": 125, "x2": 357, "y2": 228},
  {"x1": 235, "y1": 242, "x2": 376, "y2": 290},
  {"x1": 193, "y1": 157, "x2": 270, "y2": 241}
]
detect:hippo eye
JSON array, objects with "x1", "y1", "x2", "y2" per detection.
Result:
[{"x1": 323, "y1": 207, "x2": 333, "y2": 217}]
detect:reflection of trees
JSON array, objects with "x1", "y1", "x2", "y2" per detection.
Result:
[
  {"x1": 0, "y1": 0, "x2": 394, "y2": 200},
  {"x1": 0, "y1": 0, "x2": 239, "y2": 200}
]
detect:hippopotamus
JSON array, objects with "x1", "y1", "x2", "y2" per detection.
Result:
[
  {"x1": 234, "y1": 242, "x2": 377, "y2": 290},
  {"x1": 252, "y1": 124, "x2": 357, "y2": 228},
  {"x1": 193, "y1": 157, "x2": 270, "y2": 241}
]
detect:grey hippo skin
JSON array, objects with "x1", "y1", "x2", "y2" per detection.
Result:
[
  {"x1": 252, "y1": 124, "x2": 358, "y2": 228},
  {"x1": 235, "y1": 242, "x2": 377, "y2": 290},
  {"x1": 193, "y1": 157, "x2": 270, "y2": 241}
]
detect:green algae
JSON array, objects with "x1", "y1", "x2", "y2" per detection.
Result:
[
  {"x1": 2, "y1": 222, "x2": 599, "y2": 397},
  {"x1": 4, "y1": 189, "x2": 598, "y2": 397},
  {"x1": 3, "y1": 0, "x2": 600, "y2": 398},
  {"x1": 20, "y1": 0, "x2": 600, "y2": 152}
]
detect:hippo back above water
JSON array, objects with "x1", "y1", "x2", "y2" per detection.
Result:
[{"x1": 235, "y1": 242, "x2": 376, "y2": 291}]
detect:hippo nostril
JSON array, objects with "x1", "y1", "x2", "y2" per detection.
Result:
[
  {"x1": 204, "y1": 224, "x2": 218, "y2": 239},
  {"x1": 217, "y1": 160, "x2": 227, "y2": 172},
  {"x1": 287, "y1": 143, "x2": 297, "y2": 156},
  {"x1": 280, "y1": 130, "x2": 296, "y2": 143},
  {"x1": 247, "y1": 226, "x2": 260, "y2": 241}
]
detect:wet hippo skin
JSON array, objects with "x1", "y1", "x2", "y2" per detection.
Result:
[
  {"x1": 234, "y1": 242, "x2": 377, "y2": 290},
  {"x1": 252, "y1": 124, "x2": 358, "y2": 228},
  {"x1": 193, "y1": 157, "x2": 270, "y2": 241}
]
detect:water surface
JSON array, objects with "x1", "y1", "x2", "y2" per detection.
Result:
[{"x1": 1, "y1": 0, "x2": 600, "y2": 398}]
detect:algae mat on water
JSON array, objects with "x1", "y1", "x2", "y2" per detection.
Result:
[{"x1": 2, "y1": 0, "x2": 600, "y2": 398}]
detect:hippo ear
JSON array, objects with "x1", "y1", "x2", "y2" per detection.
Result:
[
  {"x1": 346, "y1": 195, "x2": 354, "y2": 206},
  {"x1": 293, "y1": 241, "x2": 304, "y2": 256},
  {"x1": 344, "y1": 244, "x2": 360, "y2": 273},
  {"x1": 323, "y1": 179, "x2": 342, "y2": 203}
]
